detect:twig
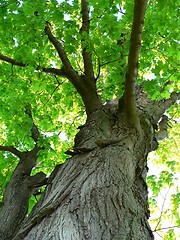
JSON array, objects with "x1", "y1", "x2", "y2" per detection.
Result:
[
  {"x1": 42, "y1": 76, "x2": 62, "y2": 106},
  {"x1": 153, "y1": 225, "x2": 179, "y2": 232},
  {"x1": 155, "y1": 232, "x2": 164, "y2": 239},
  {"x1": 154, "y1": 187, "x2": 171, "y2": 231},
  {"x1": 95, "y1": 56, "x2": 101, "y2": 81},
  {"x1": 100, "y1": 52, "x2": 128, "y2": 68},
  {"x1": 117, "y1": 5, "x2": 125, "y2": 15}
]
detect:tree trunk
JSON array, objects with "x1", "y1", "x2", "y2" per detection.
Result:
[{"x1": 12, "y1": 104, "x2": 155, "y2": 240}]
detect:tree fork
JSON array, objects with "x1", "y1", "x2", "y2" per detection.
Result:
[
  {"x1": 0, "y1": 107, "x2": 46, "y2": 240},
  {"x1": 0, "y1": 51, "x2": 101, "y2": 116},
  {"x1": 44, "y1": 23, "x2": 102, "y2": 116}
]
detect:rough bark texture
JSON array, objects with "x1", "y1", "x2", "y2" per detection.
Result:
[
  {"x1": 1, "y1": 89, "x2": 178, "y2": 240},
  {"x1": 0, "y1": 107, "x2": 47, "y2": 240},
  {"x1": 12, "y1": 102, "x2": 157, "y2": 240},
  {"x1": 0, "y1": 147, "x2": 46, "y2": 240}
]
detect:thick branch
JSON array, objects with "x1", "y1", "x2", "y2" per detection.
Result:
[
  {"x1": 41, "y1": 67, "x2": 67, "y2": 77},
  {"x1": 0, "y1": 145, "x2": 22, "y2": 158},
  {"x1": 80, "y1": 0, "x2": 94, "y2": 79},
  {"x1": 123, "y1": 0, "x2": 147, "y2": 127}
]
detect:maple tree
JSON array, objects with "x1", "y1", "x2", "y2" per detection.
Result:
[{"x1": 0, "y1": 0, "x2": 179, "y2": 239}]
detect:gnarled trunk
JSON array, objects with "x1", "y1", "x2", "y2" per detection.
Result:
[{"x1": 13, "y1": 106, "x2": 155, "y2": 240}]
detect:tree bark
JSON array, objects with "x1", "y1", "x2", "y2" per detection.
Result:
[
  {"x1": 0, "y1": 108, "x2": 47, "y2": 240},
  {"x1": 12, "y1": 104, "x2": 156, "y2": 240},
  {"x1": 0, "y1": 0, "x2": 178, "y2": 239},
  {"x1": 0, "y1": 147, "x2": 46, "y2": 240},
  {"x1": 1, "y1": 88, "x2": 178, "y2": 240}
]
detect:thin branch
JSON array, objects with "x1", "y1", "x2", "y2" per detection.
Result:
[
  {"x1": 118, "y1": 6, "x2": 125, "y2": 15},
  {"x1": 0, "y1": 145, "x2": 22, "y2": 158},
  {"x1": 42, "y1": 76, "x2": 62, "y2": 106},
  {"x1": 44, "y1": 22, "x2": 88, "y2": 99},
  {"x1": 54, "y1": 74, "x2": 61, "y2": 85},
  {"x1": 88, "y1": 44, "x2": 101, "y2": 81},
  {"x1": 153, "y1": 226, "x2": 179, "y2": 232},
  {"x1": 155, "y1": 232, "x2": 164, "y2": 239},
  {"x1": 0, "y1": 53, "x2": 26, "y2": 67},
  {"x1": 0, "y1": 53, "x2": 68, "y2": 77},
  {"x1": 101, "y1": 57, "x2": 124, "y2": 67},
  {"x1": 123, "y1": 0, "x2": 147, "y2": 128},
  {"x1": 80, "y1": 0, "x2": 94, "y2": 79},
  {"x1": 154, "y1": 187, "x2": 170, "y2": 231},
  {"x1": 44, "y1": 23, "x2": 71, "y2": 68},
  {"x1": 44, "y1": 22, "x2": 102, "y2": 115}
]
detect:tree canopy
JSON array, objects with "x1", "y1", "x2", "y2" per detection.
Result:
[{"x1": 0, "y1": 0, "x2": 179, "y2": 239}]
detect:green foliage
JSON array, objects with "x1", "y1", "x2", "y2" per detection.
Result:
[
  {"x1": 0, "y1": 153, "x2": 18, "y2": 202},
  {"x1": 0, "y1": 1, "x2": 179, "y2": 238},
  {"x1": 147, "y1": 113, "x2": 180, "y2": 239},
  {"x1": 139, "y1": 0, "x2": 179, "y2": 99}
]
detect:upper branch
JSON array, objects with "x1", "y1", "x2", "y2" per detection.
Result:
[
  {"x1": 80, "y1": 0, "x2": 94, "y2": 79},
  {"x1": 1, "y1": 24, "x2": 100, "y2": 116},
  {"x1": 0, "y1": 53, "x2": 68, "y2": 77},
  {"x1": 44, "y1": 22, "x2": 102, "y2": 115},
  {"x1": 0, "y1": 51, "x2": 100, "y2": 116},
  {"x1": 123, "y1": 0, "x2": 147, "y2": 127},
  {"x1": 44, "y1": 23, "x2": 79, "y2": 81}
]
